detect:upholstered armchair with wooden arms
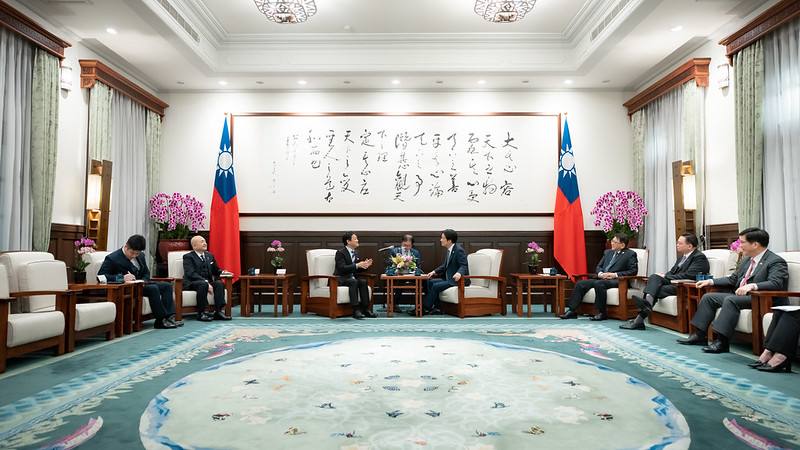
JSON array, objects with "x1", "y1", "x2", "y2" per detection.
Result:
[
  {"x1": 438, "y1": 249, "x2": 505, "y2": 318},
  {"x1": 300, "y1": 249, "x2": 374, "y2": 319},
  {"x1": 572, "y1": 248, "x2": 648, "y2": 320},
  {"x1": 168, "y1": 251, "x2": 233, "y2": 322}
]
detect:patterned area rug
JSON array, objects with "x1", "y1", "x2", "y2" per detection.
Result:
[{"x1": 0, "y1": 321, "x2": 798, "y2": 449}]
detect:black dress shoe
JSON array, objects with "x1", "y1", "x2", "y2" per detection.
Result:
[
  {"x1": 154, "y1": 319, "x2": 178, "y2": 329},
  {"x1": 362, "y1": 310, "x2": 377, "y2": 318},
  {"x1": 702, "y1": 339, "x2": 730, "y2": 353},
  {"x1": 165, "y1": 318, "x2": 184, "y2": 327},
  {"x1": 198, "y1": 312, "x2": 214, "y2": 322},
  {"x1": 747, "y1": 361, "x2": 767, "y2": 369},
  {"x1": 676, "y1": 333, "x2": 707, "y2": 345},
  {"x1": 425, "y1": 307, "x2": 443, "y2": 316},
  {"x1": 213, "y1": 310, "x2": 232, "y2": 321},
  {"x1": 352, "y1": 310, "x2": 365, "y2": 320},
  {"x1": 589, "y1": 313, "x2": 607, "y2": 321},
  {"x1": 407, "y1": 309, "x2": 419, "y2": 316},
  {"x1": 619, "y1": 320, "x2": 646, "y2": 330},
  {"x1": 559, "y1": 310, "x2": 578, "y2": 320},
  {"x1": 756, "y1": 359, "x2": 792, "y2": 373}
]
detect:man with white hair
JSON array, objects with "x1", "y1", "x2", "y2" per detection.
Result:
[{"x1": 183, "y1": 235, "x2": 231, "y2": 321}]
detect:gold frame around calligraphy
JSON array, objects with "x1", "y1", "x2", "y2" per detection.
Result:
[{"x1": 230, "y1": 111, "x2": 562, "y2": 217}]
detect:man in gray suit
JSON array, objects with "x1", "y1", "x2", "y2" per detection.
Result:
[{"x1": 678, "y1": 228, "x2": 789, "y2": 353}]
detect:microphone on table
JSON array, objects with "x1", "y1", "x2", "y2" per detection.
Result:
[{"x1": 378, "y1": 245, "x2": 396, "y2": 252}]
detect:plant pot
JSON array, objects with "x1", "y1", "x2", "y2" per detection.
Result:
[
  {"x1": 74, "y1": 271, "x2": 86, "y2": 284},
  {"x1": 157, "y1": 238, "x2": 191, "y2": 263},
  {"x1": 527, "y1": 264, "x2": 539, "y2": 275}
]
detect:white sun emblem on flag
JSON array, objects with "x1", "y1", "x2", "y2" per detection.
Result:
[
  {"x1": 559, "y1": 149, "x2": 576, "y2": 177},
  {"x1": 217, "y1": 150, "x2": 233, "y2": 176}
]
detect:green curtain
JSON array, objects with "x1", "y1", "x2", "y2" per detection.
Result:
[
  {"x1": 733, "y1": 41, "x2": 764, "y2": 229},
  {"x1": 630, "y1": 110, "x2": 646, "y2": 198},
  {"x1": 30, "y1": 49, "x2": 59, "y2": 251},
  {"x1": 88, "y1": 82, "x2": 113, "y2": 161},
  {"x1": 145, "y1": 110, "x2": 162, "y2": 267},
  {"x1": 681, "y1": 82, "x2": 706, "y2": 242}
]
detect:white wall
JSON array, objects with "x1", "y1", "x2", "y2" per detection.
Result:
[{"x1": 160, "y1": 90, "x2": 634, "y2": 231}]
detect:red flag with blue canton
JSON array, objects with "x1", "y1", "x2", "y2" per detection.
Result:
[
  {"x1": 209, "y1": 117, "x2": 241, "y2": 281},
  {"x1": 553, "y1": 119, "x2": 587, "y2": 279}
]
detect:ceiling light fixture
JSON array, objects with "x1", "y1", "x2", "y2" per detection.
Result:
[
  {"x1": 391, "y1": 79, "x2": 400, "y2": 85},
  {"x1": 254, "y1": 0, "x2": 317, "y2": 24},
  {"x1": 106, "y1": 27, "x2": 118, "y2": 35},
  {"x1": 670, "y1": 25, "x2": 683, "y2": 32},
  {"x1": 474, "y1": 0, "x2": 535, "y2": 23},
  {"x1": 218, "y1": 81, "x2": 228, "y2": 86},
  {"x1": 477, "y1": 80, "x2": 486, "y2": 85},
  {"x1": 297, "y1": 80, "x2": 307, "y2": 85},
  {"x1": 563, "y1": 79, "x2": 574, "y2": 85}
]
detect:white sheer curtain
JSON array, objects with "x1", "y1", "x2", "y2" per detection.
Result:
[
  {"x1": 0, "y1": 29, "x2": 33, "y2": 251},
  {"x1": 643, "y1": 88, "x2": 683, "y2": 273},
  {"x1": 763, "y1": 18, "x2": 800, "y2": 252},
  {"x1": 107, "y1": 93, "x2": 148, "y2": 249}
]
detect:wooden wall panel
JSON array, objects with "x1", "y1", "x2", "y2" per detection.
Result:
[
  {"x1": 708, "y1": 223, "x2": 739, "y2": 249},
  {"x1": 48, "y1": 223, "x2": 85, "y2": 282}
]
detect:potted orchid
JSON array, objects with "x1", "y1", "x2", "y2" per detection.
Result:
[
  {"x1": 525, "y1": 241, "x2": 544, "y2": 274},
  {"x1": 590, "y1": 190, "x2": 648, "y2": 242},
  {"x1": 267, "y1": 240, "x2": 286, "y2": 270},
  {"x1": 73, "y1": 237, "x2": 96, "y2": 283},
  {"x1": 730, "y1": 239, "x2": 744, "y2": 271},
  {"x1": 148, "y1": 192, "x2": 206, "y2": 262}
]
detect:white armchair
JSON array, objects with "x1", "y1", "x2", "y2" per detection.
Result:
[
  {"x1": 168, "y1": 251, "x2": 232, "y2": 321},
  {"x1": 0, "y1": 262, "x2": 67, "y2": 373},
  {"x1": 755, "y1": 251, "x2": 800, "y2": 354},
  {"x1": 300, "y1": 249, "x2": 374, "y2": 319},
  {"x1": 650, "y1": 249, "x2": 734, "y2": 332},
  {"x1": 439, "y1": 249, "x2": 505, "y2": 318},
  {"x1": 577, "y1": 248, "x2": 648, "y2": 320}
]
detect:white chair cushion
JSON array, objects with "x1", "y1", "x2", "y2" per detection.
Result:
[
  {"x1": 168, "y1": 251, "x2": 191, "y2": 278},
  {"x1": 0, "y1": 265, "x2": 9, "y2": 299},
  {"x1": 180, "y1": 290, "x2": 216, "y2": 307},
  {"x1": 306, "y1": 249, "x2": 337, "y2": 290},
  {"x1": 468, "y1": 253, "x2": 492, "y2": 288},
  {"x1": 714, "y1": 308, "x2": 753, "y2": 334},
  {"x1": 439, "y1": 285, "x2": 496, "y2": 304},
  {"x1": 763, "y1": 313, "x2": 773, "y2": 337},
  {"x1": 84, "y1": 251, "x2": 111, "y2": 285},
  {"x1": 309, "y1": 285, "x2": 372, "y2": 304},
  {"x1": 582, "y1": 286, "x2": 643, "y2": 307},
  {"x1": 142, "y1": 296, "x2": 152, "y2": 315},
  {"x1": 7, "y1": 311, "x2": 64, "y2": 347},
  {"x1": 703, "y1": 249, "x2": 736, "y2": 277},
  {"x1": 18, "y1": 260, "x2": 68, "y2": 313},
  {"x1": 0, "y1": 252, "x2": 54, "y2": 294},
  {"x1": 777, "y1": 251, "x2": 800, "y2": 291},
  {"x1": 653, "y1": 295, "x2": 678, "y2": 316},
  {"x1": 75, "y1": 302, "x2": 116, "y2": 331}
]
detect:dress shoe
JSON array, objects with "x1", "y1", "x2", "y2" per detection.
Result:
[
  {"x1": 407, "y1": 309, "x2": 420, "y2": 316},
  {"x1": 619, "y1": 320, "x2": 646, "y2": 330},
  {"x1": 166, "y1": 315, "x2": 184, "y2": 327},
  {"x1": 676, "y1": 333, "x2": 707, "y2": 345},
  {"x1": 198, "y1": 312, "x2": 214, "y2": 322},
  {"x1": 154, "y1": 319, "x2": 178, "y2": 329},
  {"x1": 702, "y1": 338, "x2": 730, "y2": 354},
  {"x1": 589, "y1": 313, "x2": 607, "y2": 321},
  {"x1": 424, "y1": 307, "x2": 443, "y2": 316},
  {"x1": 213, "y1": 310, "x2": 232, "y2": 321},
  {"x1": 352, "y1": 310, "x2": 365, "y2": 320},
  {"x1": 756, "y1": 359, "x2": 792, "y2": 373},
  {"x1": 362, "y1": 310, "x2": 377, "y2": 318},
  {"x1": 559, "y1": 310, "x2": 578, "y2": 320},
  {"x1": 747, "y1": 361, "x2": 767, "y2": 369}
]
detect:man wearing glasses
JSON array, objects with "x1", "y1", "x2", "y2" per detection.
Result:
[{"x1": 559, "y1": 233, "x2": 638, "y2": 321}]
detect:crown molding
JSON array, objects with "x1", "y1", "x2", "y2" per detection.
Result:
[
  {"x1": 80, "y1": 59, "x2": 169, "y2": 116},
  {"x1": 623, "y1": 58, "x2": 710, "y2": 115},
  {"x1": 0, "y1": 0, "x2": 70, "y2": 58},
  {"x1": 720, "y1": 0, "x2": 800, "y2": 59}
]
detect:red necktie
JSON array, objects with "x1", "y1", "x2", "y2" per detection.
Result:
[{"x1": 740, "y1": 258, "x2": 756, "y2": 287}]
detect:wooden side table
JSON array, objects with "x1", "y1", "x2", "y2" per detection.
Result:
[
  {"x1": 509, "y1": 273, "x2": 567, "y2": 317},
  {"x1": 240, "y1": 274, "x2": 296, "y2": 317},
  {"x1": 380, "y1": 274, "x2": 427, "y2": 317}
]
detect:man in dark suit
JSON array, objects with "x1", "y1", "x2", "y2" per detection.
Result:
[
  {"x1": 334, "y1": 232, "x2": 374, "y2": 320},
  {"x1": 621, "y1": 233, "x2": 709, "y2": 330},
  {"x1": 420, "y1": 229, "x2": 470, "y2": 315},
  {"x1": 183, "y1": 235, "x2": 231, "y2": 321},
  {"x1": 560, "y1": 233, "x2": 638, "y2": 321},
  {"x1": 386, "y1": 234, "x2": 424, "y2": 311},
  {"x1": 98, "y1": 234, "x2": 178, "y2": 329},
  {"x1": 678, "y1": 228, "x2": 789, "y2": 353}
]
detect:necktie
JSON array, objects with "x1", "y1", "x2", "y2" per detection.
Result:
[
  {"x1": 446, "y1": 249, "x2": 452, "y2": 267},
  {"x1": 740, "y1": 258, "x2": 757, "y2": 287},
  {"x1": 200, "y1": 253, "x2": 205, "y2": 262},
  {"x1": 678, "y1": 255, "x2": 688, "y2": 267},
  {"x1": 606, "y1": 252, "x2": 618, "y2": 271}
]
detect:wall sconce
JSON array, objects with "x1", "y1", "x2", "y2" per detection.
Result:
[
  {"x1": 86, "y1": 173, "x2": 102, "y2": 210},
  {"x1": 716, "y1": 63, "x2": 730, "y2": 89},
  {"x1": 682, "y1": 174, "x2": 697, "y2": 210},
  {"x1": 60, "y1": 64, "x2": 73, "y2": 91}
]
